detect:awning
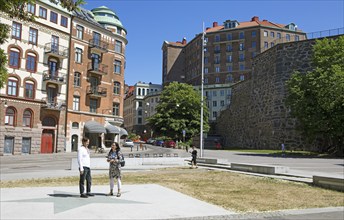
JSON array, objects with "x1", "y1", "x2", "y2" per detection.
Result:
[
  {"x1": 119, "y1": 127, "x2": 128, "y2": 137},
  {"x1": 105, "y1": 124, "x2": 120, "y2": 134},
  {"x1": 84, "y1": 121, "x2": 106, "y2": 133}
]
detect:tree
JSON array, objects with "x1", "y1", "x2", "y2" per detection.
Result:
[
  {"x1": 286, "y1": 36, "x2": 344, "y2": 156},
  {"x1": 0, "y1": 0, "x2": 84, "y2": 88},
  {"x1": 148, "y1": 82, "x2": 209, "y2": 140}
]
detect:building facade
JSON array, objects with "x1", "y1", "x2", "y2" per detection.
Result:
[
  {"x1": 0, "y1": 0, "x2": 71, "y2": 155},
  {"x1": 0, "y1": 2, "x2": 128, "y2": 155},
  {"x1": 66, "y1": 6, "x2": 127, "y2": 151},
  {"x1": 123, "y1": 82, "x2": 162, "y2": 136}
]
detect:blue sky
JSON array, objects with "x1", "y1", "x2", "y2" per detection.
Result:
[{"x1": 83, "y1": 0, "x2": 344, "y2": 86}]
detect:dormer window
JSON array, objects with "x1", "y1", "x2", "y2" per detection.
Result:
[
  {"x1": 224, "y1": 20, "x2": 239, "y2": 29},
  {"x1": 286, "y1": 23, "x2": 297, "y2": 31}
]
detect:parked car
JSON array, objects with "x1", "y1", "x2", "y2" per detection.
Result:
[
  {"x1": 155, "y1": 140, "x2": 164, "y2": 146},
  {"x1": 164, "y1": 140, "x2": 176, "y2": 148},
  {"x1": 147, "y1": 138, "x2": 156, "y2": 144},
  {"x1": 123, "y1": 139, "x2": 134, "y2": 148}
]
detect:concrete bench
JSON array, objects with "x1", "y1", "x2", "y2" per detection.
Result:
[
  {"x1": 313, "y1": 176, "x2": 344, "y2": 191},
  {"x1": 230, "y1": 163, "x2": 289, "y2": 175},
  {"x1": 196, "y1": 158, "x2": 218, "y2": 164}
]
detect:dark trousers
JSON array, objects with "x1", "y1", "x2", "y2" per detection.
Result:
[{"x1": 79, "y1": 167, "x2": 91, "y2": 194}]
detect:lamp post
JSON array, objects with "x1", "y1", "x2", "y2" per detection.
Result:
[{"x1": 200, "y1": 23, "x2": 205, "y2": 158}]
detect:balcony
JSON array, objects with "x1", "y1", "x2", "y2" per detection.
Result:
[
  {"x1": 86, "y1": 86, "x2": 107, "y2": 98},
  {"x1": 44, "y1": 43, "x2": 68, "y2": 58},
  {"x1": 41, "y1": 98, "x2": 65, "y2": 111},
  {"x1": 43, "y1": 70, "x2": 66, "y2": 84},
  {"x1": 89, "y1": 39, "x2": 108, "y2": 53},
  {"x1": 88, "y1": 62, "x2": 108, "y2": 76}
]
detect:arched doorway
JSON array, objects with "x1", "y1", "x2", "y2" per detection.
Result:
[
  {"x1": 41, "y1": 116, "x2": 56, "y2": 153},
  {"x1": 71, "y1": 135, "x2": 78, "y2": 151}
]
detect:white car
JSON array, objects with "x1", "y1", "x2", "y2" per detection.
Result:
[{"x1": 123, "y1": 140, "x2": 134, "y2": 148}]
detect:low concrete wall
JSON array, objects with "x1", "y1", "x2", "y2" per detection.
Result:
[
  {"x1": 313, "y1": 176, "x2": 344, "y2": 191},
  {"x1": 230, "y1": 163, "x2": 289, "y2": 175},
  {"x1": 71, "y1": 157, "x2": 187, "y2": 170},
  {"x1": 197, "y1": 158, "x2": 218, "y2": 164}
]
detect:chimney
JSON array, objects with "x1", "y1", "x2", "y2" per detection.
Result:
[
  {"x1": 263, "y1": 19, "x2": 268, "y2": 22},
  {"x1": 251, "y1": 16, "x2": 259, "y2": 22},
  {"x1": 182, "y1": 37, "x2": 187, "y2": 45},
  {"x1": 213, "y1": 22, "x2": 218, "y2": 27}
]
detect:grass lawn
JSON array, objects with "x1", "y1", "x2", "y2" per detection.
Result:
[
  {"x1": 1, "y1": 167, "x2": 343, "y2": 212},
  {"x1": 226, "y1": 149, "x2": 335, "y2": 158}
]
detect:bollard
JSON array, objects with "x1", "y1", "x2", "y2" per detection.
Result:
[{"x1": 137, "y1": 144, "x2": 139, "y2": 151}]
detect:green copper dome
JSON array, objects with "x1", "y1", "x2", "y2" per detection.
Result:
[{"x1": 91, "y1": 6, "x2": 126, "y2": 32}]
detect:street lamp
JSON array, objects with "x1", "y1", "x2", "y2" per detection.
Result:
[{"x1": 200, "y1": 23, "x2": 206, "y2": 158}]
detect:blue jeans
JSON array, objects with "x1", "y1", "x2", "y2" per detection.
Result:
[{"x1": 79, "y1": 167, "x2": 92, "y2": 194}]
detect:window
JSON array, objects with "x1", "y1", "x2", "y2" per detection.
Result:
[
  {"x1": 204, "y1": 78, "x2": 208, "y2": 84},
  {"x1": 220, "y1": 100, "x2": 225, "y2": 106},
  {"x1": 7, "y1": 78, "x2": 18, "y2": 96},
  {"x1": 27, "y1": 3, "x2": 35, "y2": 14},
  {"x1": 22, "y1": 137, "x2": 31, "y2": 154},
  {"x1": 115, "y1": 40, "x2": 122, "y2": 53},
  {"x1": 73, "y1": 96, "x2": 80, "y2": 111},
  {"x1": 227, "y1": 65, "x2": 232, "y2": 72},
  {"x1": 286, "y1": 34, "x2": 290, "y2": 41},
  {"x1": 251, "y1": 31, "x2": 256, "y2": 37},
  {"x1": 23, "y1": 109, "x2": 32, "y2": 127},
  {"x1": 213, "y1": 101, "x2": 217, "y2": 107},
  {"x1": 227, "y1": 55, "x2": 232, "y2": 62},
  {"x1": 270, "y1": 32, "x2": 275, "y2": 38},
  {"x1": 215, "y1": 35, "x2": 220, "y2": 42},
  {"x1": 5, "y1": 108, "x2": 16, "y2": 126},
  {"x1": 239, "y1": 53, "x2": 245, "y2": 62},
  {"x1": 26, "y1": 54, "x2": 36, "y2": 72},
  {"x1": 277, "y1": 33, "x2": 281, "y2": 39},
  {"x1": 113, "y1": 82, "x2": 120, "y2": 95},
  {"x1": 25, "y1": 81, "x2": 35, "y2": 99},
  {"x1": 252, "y1": 52, "x2": 257, "y2": 58},
  {"x1": 50, "y1": 11, "x2": 58, "y2": 23},
  {"x1": 60, "y1": 16, "x2": 68, "y2": 27},
  {"x1": 271, "y1": 42, "x2": 275, "y2": 47},
  {"x1": 76, "y1": 25, "x2": 84, "y2": 39},
  {"x1": 215, "y1": 77, "x2": 220, "y2": 83},
  {"x1": 295, "y1": 35, "x2": 300, "y2": 41},
  {"x1": 240, "y1": 75, "x2": 245, "y2": 81},
  {"x1": 213, "y1": 91, "x2": 217, "y2": 97},
  {"x1": 9, "y1": 50, "x2": 20, "y2": 68},
  {"x1": 264, "y1": 31, "x2": 268, "y2": 37},
  {"x1": 138, "y1": 118, "x2": 142, "y2": 124},
  {"x1": 214, "y1": 45, "x2": 220, "y2": 53},
  {"x1": 239, "y1": 43, "x2": 245, "y2": 51},
  {"x1": 215, "y1": 56, "x2": 220, "y2": 64},
  {"x1": 114, "y1": 60, "x2": 121, "y2": 74},
  {"x1": 72, "y1": 122, "x2": 79, "y2": 129},
  {"x1": 220, "y1": 90, "x2": 225, "y2": 96},
  {"x1": 215, "y1": 66, "x2": 220, "y2": 73},
  {"x1": 251, "y1": 41, "x2": 256, "y2": 48},
  {"x1": 113, "y1": 103, "x2": 120, "y2": 116},
  {"x1": 239, "y1": 32, "x2": 245, "y2": 39},
  {"x1": 75, "y1": 48, "x2": 82, "y2": 63},
  {"x1": 12, "y1": 22, "x2": 22, "y2": 40},
  {"x1": 227, "y1": 33, "x2": 232, "y2": 41},
  {"x1": 39, "y1": 7, "x2": 47, "y2": 19},
  {"x1": 213, "y1": 111, "x2": 218, "y2": 118},
  {"x1": 204, "y1": 57, "x2": 208, "y2": 64},
  {"x1": 117, "y1": 28, "x2": 122, "y2": 35},
  {"x1": 226, "y1": 44, "x2": 232, "y2": 52},
  {"x1": 28, "y1": 28, "x2": 38, "y2": 45},
  {"x1": 204, "y1": 67, "x2": 208, "y2": 74},
  {"x1": 90, "y1": 99, "x2": 97, "y2": 113},
  {"x1": 264, "y1": 41, "x2": 268, "y2": 49},
  {"x1": 74, "y1": 72, "x2": 81, "y2": 87},
  {"x1": 239, "y1": 64, "x2": 245, "y2": 71}
]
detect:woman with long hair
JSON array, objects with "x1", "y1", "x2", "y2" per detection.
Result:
[{"x1": 106, "y1": 142, "x2": 123, "y2": 197}]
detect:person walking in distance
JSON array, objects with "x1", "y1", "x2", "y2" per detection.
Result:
[
  {"x1": 78, "y1": 137, "x2": 94, "y2": 198},
  {"x1": 106, "y1": 142, "x2": 123, "y2": 197},
  {"x1": 190, "y1": 145, "x2": 198, "y2": 168}
]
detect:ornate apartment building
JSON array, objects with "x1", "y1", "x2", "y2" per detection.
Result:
[
  {"x1": 66, "y1": 6, "x2": 127, "y2": 151},
  {"x1": 0, "y1": 1, "x2": 127, "y2": 155},
  {"x1": 0, "y1": 0, "x2": 71, "y2": 155}
]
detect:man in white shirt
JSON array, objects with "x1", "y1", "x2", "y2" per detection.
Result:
[{"x1": 78, "y1": 137, "x2": 94, "y2": 198}]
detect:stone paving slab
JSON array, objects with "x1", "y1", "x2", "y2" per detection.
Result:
[{"x1": 1, "y1": 184, "x2": 235, "y2": 219}]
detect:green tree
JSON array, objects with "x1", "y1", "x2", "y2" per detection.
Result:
[
  {"x1": 286, "y1": 36, "x2": 344, "y2": 156},
  {"x1": 148, "y1": 82, "x2": 209, "y2": 140},
  {"x1": 0, "y1": 0, "x2": 84, "y2": 88}
]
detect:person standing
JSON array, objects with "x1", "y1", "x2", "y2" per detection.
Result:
[
  {"x1": 190, "y1": 145, "x2": 198, "y2": 168},
  {"x1": 78, "y1": 137, "x2": 94, "y2": 198},
  {"x1": 106, "y1": 142, "x2": 123, "y2": 197}
]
